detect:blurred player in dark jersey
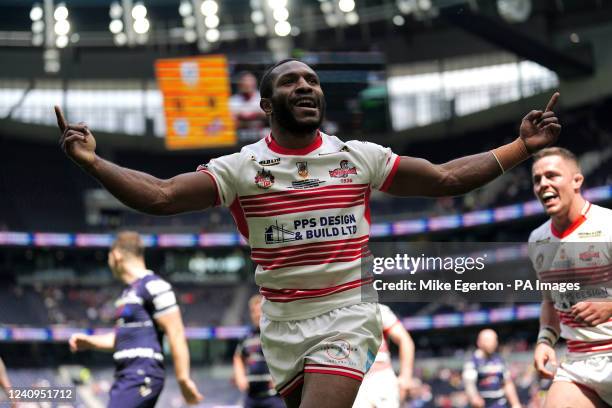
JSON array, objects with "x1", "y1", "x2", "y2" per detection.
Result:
[
  {"x1": 462, "y1": 329, "x2": 521, "y2": 408},
  {"x1": 234, "y1": 294, "x2": 284, "y2": 408},
  {"x1": 69, "y1": 231, "x2": 202, "y2": 407}
]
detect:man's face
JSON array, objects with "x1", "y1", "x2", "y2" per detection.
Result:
[
  {"x1": 532, "y1": 155, "x2": 583, "y2": 217},
  {"x1": 267, "y1": 61, "x2": 325, "y2": 134},
  {"x1": 477, "y1": 330, "x2": 498, "y2": 354},
  {"x1": 238, "y1": 73, "x2": 257, "y2": 95}
]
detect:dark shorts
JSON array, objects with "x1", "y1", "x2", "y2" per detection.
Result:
[
  {"x1": 108, "y1": 372, "x2": 164, "y2": 408},
  {"x1": 484, "y1": 397, "x2": 508, "y2": 408},
  {"x1": 245, "y1": 394, "x2": 286, "y2": 408}
]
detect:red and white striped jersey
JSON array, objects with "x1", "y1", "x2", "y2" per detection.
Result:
[
  {"x1": 198, "y1": 132, "x2": 400, "y2": 320},
  {"x1": 528, "y1": 202, "x2": 612, "y2": 356},
  {"x1": 371, "y1": 304, "x2": 401, "y2": 372}
]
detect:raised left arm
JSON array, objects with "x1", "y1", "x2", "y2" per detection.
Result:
[
  {"x1": 385, "y1": 152, "x2": 502, "y2": 197},
  {"x1": 386, "y1": 93, "x2": 560, "y2": 197}
]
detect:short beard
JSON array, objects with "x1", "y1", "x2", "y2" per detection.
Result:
[{"x1": 271, "y1": 97, "x2": 324, "y2": 134}]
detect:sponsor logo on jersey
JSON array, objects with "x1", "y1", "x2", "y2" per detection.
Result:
[
  {"x1": 296, "y1": 161, "x2": 309, "y2": 178},
  {"x1": 535, "y1": 237, "x2": 551, "y2": 244},
  {"x1": 255, "y1": 169, "x2": 275, "y2": 189},
  {"x1": 259, "y1": 157, "x2": 281, "y2": 166},
  {"x1": 329, "y1": 160, "x2": 357, "y2": 178},
  {"x1": 264, "y1": 221, "x2": 303, "y2": 244},
  {"x1": 579, "y1": 246, "x2": 600, "y2": 262},
  {"x1": 578, "y1": 230, "x2": 602, "y2": 238},
  {"x1": 290, "y1": 179, "x2": 326, "y2": 189}
]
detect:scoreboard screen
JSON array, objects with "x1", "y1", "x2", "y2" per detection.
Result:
[{"x1": 155, "y1": 55, "x2": 236, "y2": 150}]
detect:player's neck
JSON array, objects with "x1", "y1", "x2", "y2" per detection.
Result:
[
  {"x1": 121, "y1": 261, "x2": 149, "y2": 284},
  {"x1": 270, "y1": 123, "x2": 318, "y2": 150},
  {"x1": 551, "y1": 195, "x2": 587, "y2": 233}
]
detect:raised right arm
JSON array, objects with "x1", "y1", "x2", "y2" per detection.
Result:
[{"x1": 55, "y1": 106, "x2": 217, "y2": 215}]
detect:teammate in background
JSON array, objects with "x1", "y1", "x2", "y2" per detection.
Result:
[
  {"x1": 230, "y1": 71, "x2": 267, "y2": 129},
  {"x1": 0, "y1": 357, "x2": 16, "y2": 408},
  {"x1": 353, "y1": 304, "x2": 416, "y2": 408},
  {"x1": 68, "y1": 231, "x2": 203, "y2": 407},
  {"x1": 234, "y1": 295, "x2": 284, "y2": 408},
  {"x1": 529, "y1": 147, "x2": 612, "y2": 407},
  {"x1": 462, "y1": 329, "x2": 521, "y2": 408},
  {"x1": 56, "y1": 59, "x2": 561, "y2": 408}
]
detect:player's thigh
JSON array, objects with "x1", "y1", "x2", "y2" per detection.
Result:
[
  {"x1": 544, "y1": 381, "x2": 608, "y2": 408},
  {"x1": 299, "y1": 372, "x2": 362, "y2": 408},
  {"x1": 282, "y1": 382, "x2": 303, "y2": 408}
]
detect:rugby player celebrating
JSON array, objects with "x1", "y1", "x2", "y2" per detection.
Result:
[
  {"x1": 57, "y1": 59, "x2": 560, "y2": 408},
  {"x1": 529, "y1": 147, "x2": 612, "y2": 407}
]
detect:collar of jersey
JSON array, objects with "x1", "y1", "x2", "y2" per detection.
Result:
[
  {"x1": 265, "y1": 130, "x2": 322, "y2": 155},
  {"x1": 550, "y1": 201, "x2": 591, "y2": 239}
]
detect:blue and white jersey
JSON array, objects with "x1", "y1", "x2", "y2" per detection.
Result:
[
  {"x1": 463, "y1": 350, "x2": 509, "y2": 406},
  {"x1": 113, "y1": 271, "x2": 178, "y2": 379}
]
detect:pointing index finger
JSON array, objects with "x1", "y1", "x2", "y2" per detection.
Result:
[
  {"x1": 54, "y1": 105, "x2": 68, "y2": 132},
  {"x1": 544, "y1": 92, "x2": 560, "y2": 112}
]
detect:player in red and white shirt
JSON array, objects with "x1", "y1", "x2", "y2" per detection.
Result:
[
  {"x1": 56, "y1": 59, "x2": 561, "y2": 408},
  {"x1": 529, "y1": 147, "x2": 612, "y2": 407},
  {"x1": 353, "y1": 304, "x2": 416, "y2": 408}
]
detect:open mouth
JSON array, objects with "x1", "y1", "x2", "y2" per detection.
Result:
[
  {"x1": 293, "y1": 98, "x2": 317, "y2": 110},
  {"x1": 540, "y1": 191, "x2": 558, "y2": 205}
]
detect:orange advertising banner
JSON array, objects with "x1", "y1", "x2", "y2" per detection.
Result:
[{"x1": 155, "y1": 55, "x2": 236, "y2": 149}]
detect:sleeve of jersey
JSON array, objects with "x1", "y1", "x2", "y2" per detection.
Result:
[
  {"x1": 144, "y1": 278, "x2": 179, "y2": 318},
  {"x1": 462, "y1": 360, "x2": 478, "y2": 382},
  {"x1": 353, "y1": 141, "x2": 400, "y2": 192},
  {"x1": 196, "y1": 153, "x2": 240, "y2": 207}
]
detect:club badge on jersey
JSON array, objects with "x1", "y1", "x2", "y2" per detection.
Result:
[
  {"x1": 255, "y1": 169, "x2": 275, "y2": 189},
  {"x1": 296, "y1": 161, "x2": 309, "y2": 178}
]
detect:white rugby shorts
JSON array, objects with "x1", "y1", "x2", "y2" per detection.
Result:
[
  {"x1": 260, "y1": 302, "x2": 382, "y2": 398},
  {"x1": 554, "y1": 353, "x2": 612, "y2": 405}
]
